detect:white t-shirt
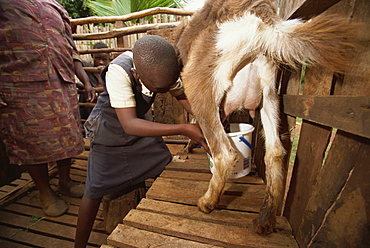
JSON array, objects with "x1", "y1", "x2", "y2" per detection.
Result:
[{"x1": 106, "y1": 51, "x2": 184, "y2": 108}]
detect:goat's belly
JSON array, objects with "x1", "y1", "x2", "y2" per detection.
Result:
[{"x1": 223, "y1": 64, "x2": 262, "y2": 118}]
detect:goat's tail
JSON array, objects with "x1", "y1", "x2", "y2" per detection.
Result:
[
  {"x1": 216, "y1": 13, "x2": 361, "y2": 76},
  {"x1": 265, "y1": 14, "x2": 361, "y2": 72}
]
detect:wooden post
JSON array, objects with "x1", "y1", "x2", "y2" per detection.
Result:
[
  {"x1": 102, "y1": 182, "x2": 146, "y2": 233},
  {"x1": 115, "y1": 20, "x2": 127, "y2": 48}
]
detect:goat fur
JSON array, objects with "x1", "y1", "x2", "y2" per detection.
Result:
[{"x1": 174, "y1": 0, "x2": 359, "y2": 234}]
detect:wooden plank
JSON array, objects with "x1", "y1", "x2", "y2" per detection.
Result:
[
  {"x1": 0, "y1": 224, "x2": 75, "y2": 248},
  {"x1": 16, "y1": 191, "x2": 104, "y2": 218},
  {"x1": 0, "y1": 166, "x2": 57, "y2": 207},
  {"x1": 283, "y1": 95, "x2": 370, "y2": 139},
  {"x1": 309, "y1": 134, "x2": 370, "y2": 247},
  {"x1": 2, "y1": 202, "x2": 106, "y2": 233},
  {"x1": 146, "y1": 177, "x2": 265, "y2": 212},
  {"x1": 0, "y1": 238, "x2": 31, "y2": 248},
  {"x1": 175, "y1": 151, "x2": 209, "y2": 160},
  {"x1": 137, "y1": 198, "x2": 292, "y2": 234},
  {"x1": 0, "y1": 211, "x2": 107, "y2": 247},
  {"x1": 123, "y1": 209, "x2": 298, "y2": 248},
  {"x1": 165, "y1": 160, "x2": 211, "y2": 173},
  {"x1": 331, "y1": 0, "x2": 370, "y2": 96},
  {"x1": 284, "y1": 121, "x2": 331, "y2": 233},
  {"x1": 283, "y1": 0, "x2": 341, "y2": 20},
  {"x1": 295, "y1": 130, "x2": 370, "y2": 247},
  {"x1": 160, "y1": 170, "x2": 264, "y2": 184},
  {"x1": 108, "y1": 225, "x2": 220, "y2": 248},
  {"x1": 74, "y1": 150, "x2": 89, "y2": 160}
]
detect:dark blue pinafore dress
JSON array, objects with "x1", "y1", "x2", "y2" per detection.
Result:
[{"x1": 84, "y1": 53, "x2": 172, "y2": 199}]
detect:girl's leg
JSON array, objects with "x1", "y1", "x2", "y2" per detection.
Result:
[{"x1": 75, "y1": 195, "x2": 102, "y2": 248}]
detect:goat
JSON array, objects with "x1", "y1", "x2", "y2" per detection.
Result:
[{"x1": 174, "y1": 0, "x2": 359, "y2": 234}]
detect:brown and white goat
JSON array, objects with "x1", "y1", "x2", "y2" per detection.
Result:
[{"x1": 174, "y1": 0, "x2": 358, "y2": 234}]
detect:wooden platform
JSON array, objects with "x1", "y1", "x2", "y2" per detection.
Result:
[
  {"x1": 107, "y1": 148, "x2": 298, "y2": 248},
  {"x1": 0, "y1": 143, "x2": 298, "y2": 247},
  {"x1": 0, "y1": 144, "x2": 109, "y2": 248}
]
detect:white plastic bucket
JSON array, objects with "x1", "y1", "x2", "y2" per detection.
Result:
[{"x1": 208, "y1": 123, "x2": 254, "y2": 179}]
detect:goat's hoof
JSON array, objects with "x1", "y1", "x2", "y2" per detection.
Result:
[
  {"x1": 253, "y1": 218, "x2": 275, "y2": 235},
  {"x1": 197, "y1": 198, "x2": 215, "y2": 213}
]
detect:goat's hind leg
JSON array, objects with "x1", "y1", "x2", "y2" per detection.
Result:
[{"x1": 253, "y1": 67, "x2": 285, "y2": 234}]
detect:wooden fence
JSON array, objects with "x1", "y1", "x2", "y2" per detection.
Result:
[{"x1": 71, "y1": 1, "x2": 369, "y2": 247}]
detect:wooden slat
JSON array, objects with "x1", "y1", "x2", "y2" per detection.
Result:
[
  {"x1": 0, "y1": 238, "x2": 31, "y2": 248},
  {"x1": 0, "y1": 224, "x2": 75, "y2": 248},
  {"x1": 146, "y1": 177, "x2": 265, "y2": 212},
  {"x1": 3, "y1": 202, "x2": 106, "y2": 233},
  {"x1": 71, "y1": 7, "x2": 194, "y2": 26},
  {"x1": 123, "y1": 209, "x2": 297, "y2": 248},
  {"x1": 0, "y1": 211, "x2": 106, "y2": 247},
  {"x1": 0, "y1": 167, "x2": 57, "y2": 207},
  {"x1": 165, "y1": 160, "x2": 211, "y2": 173},
  {"x1": 137, "y1": 198, "x2": 292, "y2": 233},
  {"x1": 160, "y1": 170, "x2": 264, "y2": 184},
  {"x1": 283, "y1": 121, "x2": 331, "y2": 232},
  {"x1": 283, "y1": 95, "x2": 370, "y2": 139},
  {"x1": 73, "y1": 22, "x2": 180, "y2": 40},
  {"x1": 108, "y1": 225, "x2": 220, "y2": 248},
  {"x1": 283, "y1": 0, "x2": 341, "y2": 20},
  {"x1": 295, "y1": 130, "x2": 370, "y2": 246}
]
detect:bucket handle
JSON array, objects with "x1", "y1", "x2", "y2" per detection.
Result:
[{"x1": 239, "y1": 136, "x2": 253, "y2": 149}]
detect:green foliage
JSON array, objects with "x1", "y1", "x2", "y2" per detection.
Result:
[
  {"x1": 56, "y1": 0, "x2": 93, "y2": 18},
  {"x1": 85, "y1": 0, "x2": 187, "y2": 22}
]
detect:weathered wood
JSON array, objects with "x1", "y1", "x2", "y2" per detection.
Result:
[
  {"x1": 165, "y1": 160, "x2": 211, "y2": 173},
  {"x1": 146, "y1": 177, "x2": 265, "y2": 212},
  {"x1": 160, "y1": 170, "x2": 264, "y2": 184},
  {"x1": 0, "y1": 211, "x2": 106, "y2": 247},
  {"x1": 71, "y1": 7, "x2": 194, "y2": 26},
  {"x1": 0, "y1": 167, "x2": 57, "y2": 207},
  {"x1": 309, "y1": 135, "x2": 370, "y2": 247},
  {"x1": 74, "y1": 150, "x2": 89, "y2": 160},
  {"x1": 283, "y1": 95, "x2": 370, "y2": 139},
  {"x1": 3, "y1": 201, "x2": 105, "y2": 232},
  {"x1": 0, "y1": 224, "x2": 75, "y2": 248},
  {"x1": 283, "y1": 0, "x2": 341, "y2": 20},
  {"x1": 296, "y1": 130, "x2": 370, "y2": 247},
  {"x1": 72, "y1": 22, "x2": 180, "y2": 40},
  {"x1": 137, "y1": 198, "x2": 292, "y2": 233},
  {"x1": 284, "y1": 121, "x2": 331, "y2": 234},
  {"x1": 108, "y1": 224, "x2": 220, "y2": 248},
  {"x1": 102, "y1": 185, "x2": 146, "y2": 233},
  {"x1": 78, "y1": 47, "x2": 131, "y2": 54},
  {"x1": 123, "y1": 209, "x2": 297, "y2": 248}
]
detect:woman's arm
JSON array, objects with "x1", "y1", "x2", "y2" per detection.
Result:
[{"x1": 74, "y1": 60, "x2": 96, "y2": 102}]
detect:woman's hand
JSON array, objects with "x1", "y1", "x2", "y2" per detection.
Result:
[{"x1": 0, "y1": 95, "x2": 7, "y2": 107}]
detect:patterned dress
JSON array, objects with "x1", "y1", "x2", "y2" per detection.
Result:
[{"x1": 0, "y1": 0, "x2": 84, "y2": 165}]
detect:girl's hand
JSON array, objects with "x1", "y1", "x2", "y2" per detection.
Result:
[{"x1": 184, "y1": 124, "x2": 210, "y2": 154}]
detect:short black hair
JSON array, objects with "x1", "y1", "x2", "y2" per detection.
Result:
[
  {"x1": 133, "y1": 35, "x2": 180, "y2": 85},
  {"x1": 93, "y1": 41, "x2": 108, "y2": 49}
]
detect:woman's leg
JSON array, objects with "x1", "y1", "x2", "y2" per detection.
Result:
[
  {"x1": 57, "y1": 158, "x2": 84, "y2": 198},
  {"x1": 26, "y1": 163, "x2": 68, "y2": 216}
]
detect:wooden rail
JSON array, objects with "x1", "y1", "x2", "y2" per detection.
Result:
[{"x1": 71, "y1": 7, "x2": 194, "y2": 26}]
